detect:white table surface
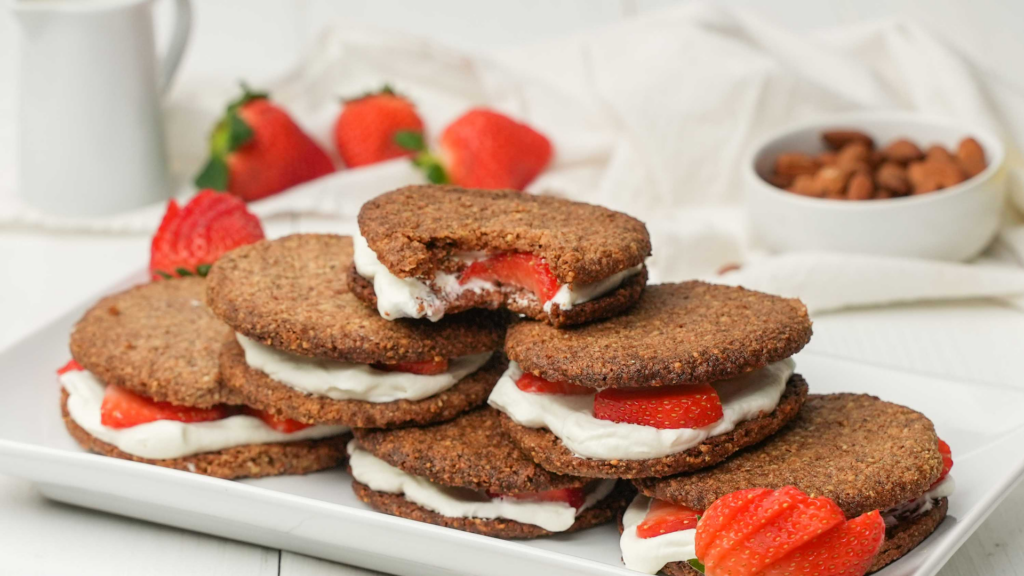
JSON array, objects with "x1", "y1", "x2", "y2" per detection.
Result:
[{"x1": 3, "y1": 1, "x2": 1024, "y2": 575}]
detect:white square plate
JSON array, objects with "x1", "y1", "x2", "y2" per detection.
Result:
[{"x1": 1, "y1": 275, "x2": 1023, "y2": 576}]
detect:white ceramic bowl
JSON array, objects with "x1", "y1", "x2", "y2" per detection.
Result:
[{"x1": 746, "y1": 112, "x2": 1007, "y2": 261}]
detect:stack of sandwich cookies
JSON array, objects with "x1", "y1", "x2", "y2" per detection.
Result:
[
  {"x1": 626, "y1": 394, "x2": 953, "y2": 574},
  {"x1": 348, "y1": 407, "x2": 634, "y2": 538},
  {"x1": 62, "y1": 278, "x2": 350, "y2": 479},
  {"x1": 489, "y1": 282, "x2": 812, "y2": 479},
  {"x1": 208, "y1": 234, "x2": 508, "y2": 428},
  {"x1": 352, "y1": 185, "x2": 651, "y2": 327}
]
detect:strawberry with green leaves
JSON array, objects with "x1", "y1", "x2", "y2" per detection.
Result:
[
  {"x1": 196, "y1": 85, "x2": 335, "y2": 201},
  {"x1": 149, "y1": 190, "x2": 265, "y2": 280},
  {"x1": 401, "y1": 108, "x2": 552, "y2": 191},
  {"x1": 334, "y1": 85, "x2": 425, "y2": 168}
]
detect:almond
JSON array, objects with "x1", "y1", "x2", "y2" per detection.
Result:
[
  {"x1": 775, "y1": 153, "x2": 820, "y2": 177},
  {"x1": 874, "y1": 188, "x2": 894, "y2": 200},
  {"x1": 926, "y1": 145, "x2": 954, "y2": 164},
  {"x1": 815, "y1": 165, "x2": 851, "y2": 198},
  {"x1": 818, "y1": 151, "x2": 838, "y2": 166},
  {"x1": 908, "y1": 159, "x2": 965, "y2": 194},
  {"x1": 908, "y1": 161, "x2": 941, "y2": 194},
  {"x1": 847, "y1": 171, "x2": 874, "y2": 200},
  {"x1": 822, "y1": 130, "x2": 874, "y2": 151},
  {"x1": 956, "y1": 137, "x2": 986, "y2": 177},
  {"x1": 882, "y1": 138, "x2": 923, "y2": 163},
  {"x1": 766, "y1": 173, "x2": 794, "y2": 188},
  {"x1": 787, "y1": 174, "x2": 823, "y2": 197},
  {"x1": 875, "y1": 162, "x2": 910, "y2": 196}
]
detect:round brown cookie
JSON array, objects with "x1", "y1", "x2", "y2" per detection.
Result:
[
  {"x1": 69, "y1": 277, "x2": 236, "y2": 408},
  {"x1": 501, "y1": 375, "x2": 808, "y2": 479},
  {"x1": 351, "y1": 478, "x2": 635, "y2": 539},
  {"x1": 350, "y1": 265, "x2": 647, "y2": 328},
  {"x1": 634, "y1": 394, "x2": 945, "y2": 517},
  {"x1": 615, "y1": 498, "x2": 947, "y2": 575},
  {"x1": 357, "y1": 185, "x2": 651, "y2": 286},
  {"x1": 219, "y1": 336, "x2": 507, "y2": 428},
  {"x1": 506, "y1": 281, "x2": 812, "y2": 389},
  {"x1": 353, "y1": 407, "x2": 589, "y2": 494},
  {"x1": 60, "y1": 390, "x2": 350, "y2": 480},
  {"x1": 206, "y1": 234, "x2": 506, "y2": 364}
]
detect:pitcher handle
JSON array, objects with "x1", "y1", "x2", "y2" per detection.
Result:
[{"x1": 159, "y1": 0, "x2": 192, "y2": 94}]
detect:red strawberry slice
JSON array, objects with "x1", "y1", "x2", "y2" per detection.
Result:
[
  {"x1": 57, "y1": 359, "x2": 83, "y2": 376},
  {"x1": 242, "y1": 407, "x2": 311, "y2": 434},
  {"x1": 695, "y1": 488, "x2": 773, "y2": 560},
  {"x1": 489, "y1": 487, "x2": 586, "y2": 509},
  {"x1": 637, "y1": 499, "x2": 703, "y2": 539},
  {"x1": 593, "y1": 383, "x2": 723, "y2": 429},
  {"x1": 760, "y1": 510, "x2": 885, "y2": 576},
  {"x1": 334, "y1": 85, "x2": 425, "y2": 168},
  {"x1": 195, "y1": 85, "x2": 335, "y2": 201},
  {"x1": 931, "y1": 438, "x2": 953, "y2": 488},
  {"x1": 515, "y1": 372, "x2": 593, "y2": 395},
  {"x1": 149, "y1": 190, "x2": 265, "y2": 280},
  {"x1": 372, "y1": 359, "x2": 450, "y2": 375},
  {"x1": 100, "y1": 385, "x2": 229, "y2": 429},
  {"x1": 459, "y1": 253, "x2": 561, "y2": 303}
]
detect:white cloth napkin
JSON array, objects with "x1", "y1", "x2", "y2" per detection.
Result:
[{"x1": 4, "y1": 3, "x2": 1024, "y2": 313}]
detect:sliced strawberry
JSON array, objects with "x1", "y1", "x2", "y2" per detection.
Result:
[
  {"x1": 149, "y1": 190, "x2": 265, "y2": 280},
  {"x1": 515, "y1": 372, "x2": 593, "y2": 395},
  {"x1": 372, "y1": 359, "x2": 450, "y2": 375},
  {"x1": 931, "y1": 438, "x2": 953, "y2": 488},
  {"x1": 695, "y1": 488, "x2": 773, "y2": 560},
  {"x1": 637, "y1": 499, "x2": 703, "y2": 539},
  {"x1": 243, "y1": 406, "x2": 311, "y2": 433},
  {"x1": 57, "y1": 359, "x2": 83, "y2": 376},
  {"x1": 489, "y1": 487, "x2": 586, "y2": 509},
  {"x1": 761, "y1": 510, "x2": 885, "y2": 576},
  {"x1": 593, "y1": 383, "x2": 723, "y2": 429},
  {"x1": 459, "y1": 253, "x2": 560, "y2": 303},
  {"x1": 100, "y1": 385, "x2": 229, "y2": 429}
]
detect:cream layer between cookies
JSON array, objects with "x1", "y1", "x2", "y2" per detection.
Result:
[
  {"x1": 236, "y1": 334, "x2": 493, "y2": 403},
  {"x1": 882, "y1": 475, "x2": 956, "y2": 526},
  {"x1": 347, "y1": 440, "x2": 617, "y2": 532},
  {"x1": 620, "y1": 494, "x2": 698, "y2": 574},
  {"x1": 61, "y1": 370, "x2": 348, "y2": 460},
  {"x1": 488, "y1": 359, "x2": 794, "y2": 461},
  {"x1": 352, "y1": 233, "x2": 642, "y2": 321}
]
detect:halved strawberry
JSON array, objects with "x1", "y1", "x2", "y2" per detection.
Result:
[
  {"x1": 149, "y1": 190, "x2": 265, "y2": 280},
  {"x1": 57, "y1": 359, "x2": 83, "y2": 376},
  {"x1": 100, "y1": 385, "x2": 229, "y2": 429},
  {"x1": 931, "y1": 438, "x2": 953, "y2": 488},
  {"x1": 593, "y1": 383, "x2": 723, "y2": 429},
  {"x1": 459, "y1": 253, "x2": 560, "y2": 303},
  {"x1": 242, "y1": 406, "x2": 311, "y2": 433},
  {"x1": 489, "y1": 487, "x2": 586, "y2": 509},
  {"x1": 761, "y1": 510, "x2": 885, "y2": 576},
  {"x1": 637, "y1": 499, "x2": 703, "y2": 539},
  {"x1": 515, "y1": 372, "x2": 593, "y2": 395},
  {"x1": 372, "y1": 359, "x2": 450, "y2": 375}
]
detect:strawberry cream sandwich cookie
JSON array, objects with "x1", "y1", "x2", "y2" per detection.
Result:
[
  {"x1": 348, "y1": 407, "x2": 633, "y2": 538},
  {"x1": 626, "y1": 394, "x2": 953, "y2": 575},
  {"x1": 489, "y1": 282, "x2": 812, "y2": 479},
  {"x1": 351, "y1": 185, "x2": 651, "y2": 327},
  {"x1": 61, "y1": 278, "x2": 351, "y2": 479},
  {"x1": 208, "y1": 234, "x2": 507, "y2": 429}
]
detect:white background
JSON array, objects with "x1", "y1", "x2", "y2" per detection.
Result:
[{"x1": 2, "y1": 1, "x2": 1024, "y2": 575}]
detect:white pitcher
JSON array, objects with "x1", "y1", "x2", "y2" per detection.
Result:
[{"x1": 12, "y1": 0, "x2": 191, "y2": 216}]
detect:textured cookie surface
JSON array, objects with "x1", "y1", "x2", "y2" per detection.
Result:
[
  {"x1": 634, "y1": 394, "x2": 945, "y2": 517},
  {"x1": 354, "y1": 407, "x2": 589, "y2": 493},
  {"x1": 506, "y1": 281, "x2": 812, "y2": 388},
  {"x1": 501, "y1": 375, "x2": 807, "y2": 479},
  {"x1": 206, "y1": 234, "x2": 506, "y2": 364},
  {"x1": 220, "y1": 336, "x2": 506, "y2": 428},
  {"x1": 69, "y1": 277, "x2": 235, "y2": 408},
  {"x1": 61, "y1": 390, "x2": 350, "y2": 480},
  {"x1": 349, "y1": 264, "x2": 647, "y2": 328},
  {"x1": 352, "y1": 478, "x2": 634, "y2": 539},
  {"x1": 357, "y1": 185, "x2": 651, "y2": 285}
]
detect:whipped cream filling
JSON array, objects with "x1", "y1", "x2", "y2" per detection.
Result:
[
  {"x1": 237, "y1": 334, "x2": 492, "y2": 403},
  {"x1": 353, "y1": 233, "x2": 641, "y2": 321},
  {"x1": 347, "y1": 440, "x2": 617, "y2": 532},
  {"x1": 488, "y1": 359, "x2": 794, "y2": 461},
  {"x1": 620, "y1": 494, "x2": 698, "y2": 574},
  {"x1": 883, "y1": 475, "x2": 956, "y2": 527},
  {"x1": 61, "y1": 370, "x2": 348, "y2": 460}
]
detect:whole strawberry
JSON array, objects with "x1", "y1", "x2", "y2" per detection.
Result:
[
  {"x1": 149, "y1": 190, "x2": 265, "y2": 280},
  {"x1": 403, "y1": 108, "x2": 552, "y2": 191},
  {"x1": 195, "y1": 84, "x2": 335, "y2": 201},
  {"x1": 334, "y1": 85, "x2": 425, "y2": 168}
]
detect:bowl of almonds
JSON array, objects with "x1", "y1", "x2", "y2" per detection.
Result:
[{"x1": 746, "y1": 112, "x2": 1007, "y2": 261}]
